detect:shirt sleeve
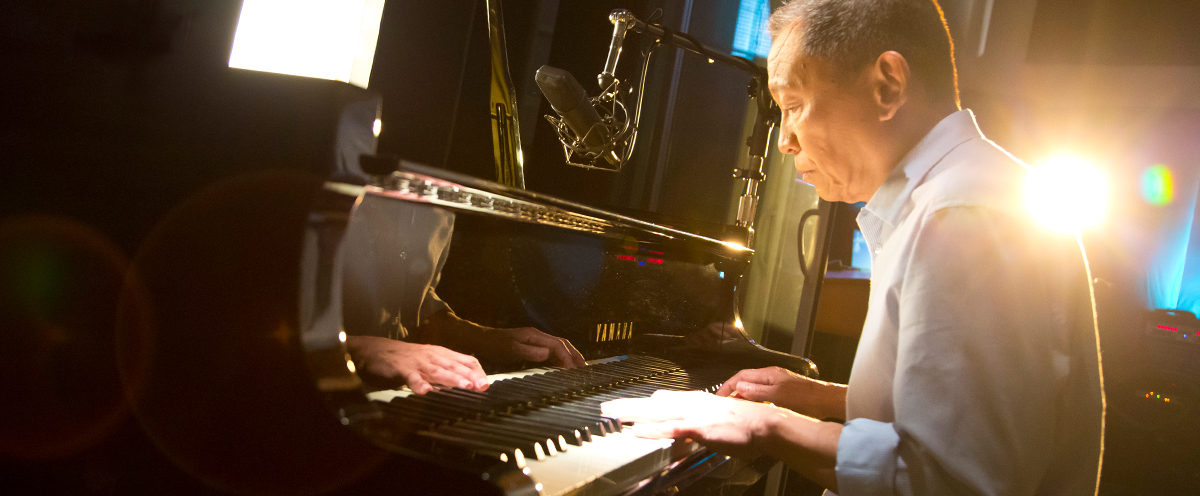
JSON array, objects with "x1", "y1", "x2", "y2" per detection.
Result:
[
  {"x1": 837, "y1": 206, "x2": 1080, "y2": 496},
  {"x1": 417, "y1": 211, "x2": 456, "y2": 324}
]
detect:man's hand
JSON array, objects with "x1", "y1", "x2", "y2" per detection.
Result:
[
  {"x1": 602, "y1": 390, "x2": 782, "y2": 459},
  {"x1": 344, "y1": 335, "x2": 489, "y2": 394},
  {"x1": 418, "y1": 311, "x2": 586, "y2": 369},
  {"x1": 602, "y1": 390, "x2": 841, "y2": 491},
  {"x1": 477, "y1": 327, "x2": 586, "y2": 368},
  {"x1": 715, "y1": 366, "x2": 847, "y2": 421}
]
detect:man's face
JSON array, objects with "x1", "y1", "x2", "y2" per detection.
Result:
[{"x1": 768, "y1": 20, "x2": 883, "y2": 203}]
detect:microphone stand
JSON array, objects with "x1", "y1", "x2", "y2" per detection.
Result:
[{"x1": 619, "y1": 10, "x2": 780, "y2": 247}]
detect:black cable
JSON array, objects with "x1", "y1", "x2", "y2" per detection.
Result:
[{"x1": 797, "y1": 208, "x2": 819, "y2": 277}]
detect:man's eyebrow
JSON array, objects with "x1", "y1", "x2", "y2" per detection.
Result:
[{"x1": 769, "y1": 64, "x2": 807, "y2": 93}]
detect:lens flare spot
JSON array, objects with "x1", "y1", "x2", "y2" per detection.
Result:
[
  {"x1": 1141, "y1": 164, "x2": 1174, "y2": 206},
  {"x1": 1024, "y1": 155, "x2": 1107, "y2": 233}
]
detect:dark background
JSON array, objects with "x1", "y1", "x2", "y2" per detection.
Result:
[{"x1": 3, "y1": 0, "x2": 1200, "y2": 494}]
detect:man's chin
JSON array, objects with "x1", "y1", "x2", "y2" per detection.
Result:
[{"x1": 810, "y1": 184, "x2": 840, "y2": 202}]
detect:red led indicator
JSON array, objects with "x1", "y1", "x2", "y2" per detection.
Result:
[
  {"x1": 649, "y1": 250, "x2": 663, "y2": 255},
  {"x1": 617, "y1": 255, "x2": 636, "y2": 261},
  {"x1": 648, "y1": 258, "x2": 663, "y2": 264},
  {"x1": 1158, "y1": 325, "x2": 1179, "y2": 332},
  {"x1": 621, "y1": 246, "x2": 637, "y2": 251}
]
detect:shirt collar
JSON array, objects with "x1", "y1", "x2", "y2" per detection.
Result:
[{"x1": 861, "y1": 109, "x2": 983, "y2": 228}]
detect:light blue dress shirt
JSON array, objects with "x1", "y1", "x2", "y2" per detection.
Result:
[{"x1": 835, "y1": 110, "x2": 1105, "y2": 495}]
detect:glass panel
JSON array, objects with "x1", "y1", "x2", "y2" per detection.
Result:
[{"x1": 739, "y1": 147, "x2": 821, "y2": 348}]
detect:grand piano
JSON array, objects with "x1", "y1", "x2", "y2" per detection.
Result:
[
  {"x1": 120, "y1": 137, "x2": 818, "y2": 496},
  {"x1": 9, "y1": 2, "x2": 818, "y2": 495}
]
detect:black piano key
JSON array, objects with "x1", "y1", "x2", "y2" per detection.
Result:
[
  {"x1": 426, "y1": 389, "x2": 507, "y2": 416},
  {"x1": 577, "y1": 389, "x2": 654, "y2": 404},
  {"x1": 473, "y1": 415, "x2": 584, "y2": 448},
  {"x1": 390, "y1": 395, "x2": 479, "y2": 421},
  {"x1": 416, "y1": 430, "x2": 526, "y2": 466},
  {"x1": 374, "y1": 403, "x2": 465, "y2": 433},
  {"x1": 433, "y1": 425, "x2": 548, "y2": 461},
  {"x1": 480, "y1": 379, "x2": 549, "y2": 405},
  {"x1": 499, "y1": 377, "x2": 579, "y2": 402},
  {"x1": 459, "y1": 419, "x2": 572, "y2": 452},
  {"x1": 515, "y1": 408, "x2": 608, "y2": 437},
  {"x1": 444, "y1": 421, "x2": 562, "y2": 456},
  {"x1": 420, "y1": 390, "x2": 496, "y2": 415},
  {"x1": 508, "y1": 374, "x2": 580, "y2": 396},
  {"x1": 506, "y1": 409, "x2": 597, "y2": 441},
  {"x1": 503, "y1": 412, "x2": 594, "y2": 443}
]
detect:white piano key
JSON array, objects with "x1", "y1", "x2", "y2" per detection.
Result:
[{"x1": 524, "y1": 430, "x2": 701, "y2": 496}]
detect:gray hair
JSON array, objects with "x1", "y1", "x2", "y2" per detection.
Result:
[{"x1": 768, "y1": 0, "x2": 960, "y2": 107}]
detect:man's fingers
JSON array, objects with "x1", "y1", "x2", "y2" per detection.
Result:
[
  {"x1": 425, "y1": 365, "x2": 475, "y2": 390},
  {"x1": 729, "y1": 382, "x2": 773, "y2": 402},
  {"x1": 510, "y1": 342, "x2": 551, "y2": 362},
  {"x1": 442, "y1": 360, "x2": 488, "y2": 390},
  {"x1": 628, "y1": 420, "x2": 683, "y2": 439},
  {"x1": 601, "y1": 397, "x2": 681, "y2": 423},
  {"x1": 716, "y1": 370, "x2": 759, "y2": 397},
  {"x1": 404, "y1": 372, "x2": 433, "y2": 395},
  {"x1": 447, "y1": 352, "x2": 489, "y2": 389},
  {"x1": 512, "y1": 333, "x2": 586, "y2": 368},
  {"x1": 509, "y1": 328, "x2": 556, "y2": 348},
  {"x1": 549, "y1": 338, "x2": 586, "y2": 368},
  {"x1": 732, "y1": 367, "x2": 784, "y2": 385},
  {"x1": 715, "y1": 379, "x2": 739, "y2": 397}
]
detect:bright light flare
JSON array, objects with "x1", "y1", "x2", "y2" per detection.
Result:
[
  {"x1": 1024, "y1": 155, "x2": 1107, "y2": 233},
  {"x1": 228, "y1": 0, "x2": 386, "y2": 89}
]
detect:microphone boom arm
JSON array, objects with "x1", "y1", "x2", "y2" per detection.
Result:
[
  {"x1": 545, "y1": 9, "x2": 779, "y2": 245},
  {"x1": 620, "y1": 10, "x2": 779, "y2": 245}
]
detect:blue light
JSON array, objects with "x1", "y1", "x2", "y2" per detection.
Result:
[
  {"x1": 1147, "y1": 176, "x2": 1200, "y2": 313},
  {"x1": 851, "y1": 230, "x2": 872, "y2": 273},
  {"x1": 719, "y1": 271, "x2": 725, "y2": 279},
  {"x1": 732, "y1": 0, "x2": 771, "y2": 59}
]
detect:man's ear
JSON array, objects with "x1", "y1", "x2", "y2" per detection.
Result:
[{"x1": 871, "y1": 51, "x2": 909, "y2": 121}]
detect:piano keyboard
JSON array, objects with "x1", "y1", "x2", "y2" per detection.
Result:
[{"x1": 369, "y1": 355, "x2": 739, "y2": 496}]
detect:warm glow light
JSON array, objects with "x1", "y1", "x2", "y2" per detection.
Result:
[
  {"x1": 372, "y1": 118, "x2": 382, "y2": 137},
  {"x1": 719, "y1": 241, "x2": 750, "y2": 251},
  {"x1": 345, "y1": 359, "x2": 356, "y2": 373},
  {"x1": 338, "y1": 330, "x2": 347, "y2": 342},
  {"x1": 1024, "y1": 155, "x2": 1107, "y2": 233},
  {"x1": 1141, "y1": 164, "x2": 1175, "y2": 206},
  {"x1": 228, "y1": 0, "x2": 386, "y2": 89}
]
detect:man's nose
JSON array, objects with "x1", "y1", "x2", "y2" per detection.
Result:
[{"x1": 777, "y1": 127, "x2": 800, "y2": 155}]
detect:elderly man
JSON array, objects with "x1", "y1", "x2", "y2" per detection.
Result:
[{"x1": 603, "y1": 1, "x2": 1104, "y2": 494}]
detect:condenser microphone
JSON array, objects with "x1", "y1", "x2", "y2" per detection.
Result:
[{"x1": 535, "y1": 65, "x2": 612, "y2": 153}]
